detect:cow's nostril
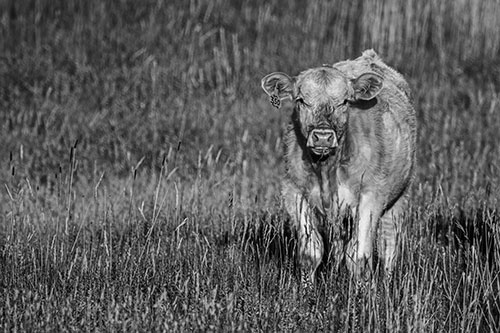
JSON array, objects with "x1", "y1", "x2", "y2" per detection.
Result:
[
  {"x1": 308, "y1": 129, "x2": 337, "y2": 148},
  {"x1": 313, "y1": 130, "x2": 334, "y2": 141}
]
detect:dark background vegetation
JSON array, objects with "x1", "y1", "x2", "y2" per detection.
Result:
[{"x1": 1, "y1": 0, "x2": 500, "y2": 331}]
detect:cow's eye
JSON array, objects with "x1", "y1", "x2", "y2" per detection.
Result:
[
  {"x1": 336, "y1": 100, "x2": 349, "y2": 108},
  {"x1": 295, "y1": 98, "x2": 309, "y2": 107}
]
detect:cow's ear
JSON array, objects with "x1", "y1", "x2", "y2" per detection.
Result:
[
  {"x1": 261, "y1": 72, "x2": 293, "y2": 108},
  {"x1": 350, "y1": 72, "x2": 383, "y2": 101}
]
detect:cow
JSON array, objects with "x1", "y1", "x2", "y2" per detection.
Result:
[{"x1": 261, "y1": 50, "x2": 416, "y2": 287}]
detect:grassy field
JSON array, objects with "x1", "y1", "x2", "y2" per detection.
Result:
[{"x1": 1, "y1": 0, "x2": 500, "y2": 331}]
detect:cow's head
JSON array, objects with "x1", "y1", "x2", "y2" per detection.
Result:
[{"x1": 261, "y1": 67, "x2": 383, "y2": 157}]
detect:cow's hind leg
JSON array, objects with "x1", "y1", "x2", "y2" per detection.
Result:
[
  {"x1": 374, "y1": 197, "x2": 406, "y2": 329},
  {"x1": 283, "y1": 185, "x2": 324, "y2": 291},
  {"x1": 377, "y1": 195, "x2": 406, "y2": 276}
]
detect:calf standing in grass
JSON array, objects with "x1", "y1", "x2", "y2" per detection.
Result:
[{"x1": 261, "y1": 50, "x2": 416, "y2": 287}]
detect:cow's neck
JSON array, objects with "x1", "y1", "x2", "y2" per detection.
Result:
[{"x1": 308, "y1": 140, "x2": 345, "y2": 213}]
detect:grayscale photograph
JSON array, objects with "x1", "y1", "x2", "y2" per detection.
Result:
[{"x1": 1, "y1": 1, "x2": 499, "y2": 331}]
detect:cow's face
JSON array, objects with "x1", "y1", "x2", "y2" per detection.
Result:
[{"x1": 262, "y1": 68, "x2": 383, "y2": 157}]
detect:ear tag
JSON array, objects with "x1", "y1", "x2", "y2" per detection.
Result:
[{"x1": 270, "y1": 86, "x2": 281, "y2": 109}]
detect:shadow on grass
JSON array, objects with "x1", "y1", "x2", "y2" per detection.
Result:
[
  {"x1": 240, "y1": 211, "x2": 297, "y2": 271},
  {"x1": 432, "y1": 206, "x2": 499, "y2": 269},
  {"x1": 431, "y1": 206, "x2": 500, "y2": 330}
]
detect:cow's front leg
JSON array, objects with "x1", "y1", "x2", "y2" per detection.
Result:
[
  {"x1": 346, "y1": 192, "x2": 383, "y2": 278},
  {"x1": 283, "y1": 185, "x2": 324, "y2": 289}
]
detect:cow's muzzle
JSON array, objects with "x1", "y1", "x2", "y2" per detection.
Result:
[{"x1": 306, "y1": 128, "x2": 338, "y2": 155}]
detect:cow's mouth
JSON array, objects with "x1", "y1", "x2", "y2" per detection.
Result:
[{"x1": 309, "y1": 146, "x2": 334, "y2": 156}]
